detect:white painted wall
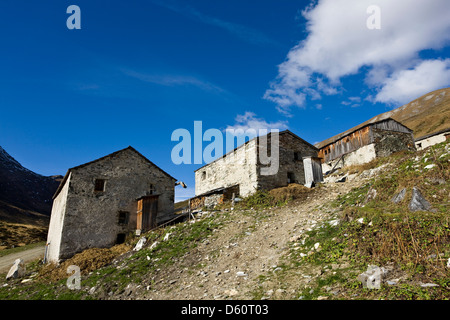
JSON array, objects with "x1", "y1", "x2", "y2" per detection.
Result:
[
  {"x1": 322, "y1": 143, "x2": 377, "y2": 173},
  {"x1": 195, "y1": 140, "x2": 258, "y2": 197},
  {"x1": 46, "y1": 172, "x2": 71, "y2": 263},
  {"x1": 416, "y1": 133, "x2": 448, "y2": 150}
]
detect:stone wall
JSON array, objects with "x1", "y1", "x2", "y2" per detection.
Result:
[
  {"x1": 195, "y1": 132, "x2": 319, "y2": 199},
  {"x1": 372, "y1": 129, "x2": 416, "y2": 158},
  {"x1": 416, "y1": 132, "x2": 449, "y2": 150},
  {"x1": 195, "y1": 139, "x2": 258, "y2": 197},
  {"x1": 48, "y1": 149, "x2": 175, "y2": 261},
  {"x1": 257, "y1": 133, "x2": 318, "y2": 190}
]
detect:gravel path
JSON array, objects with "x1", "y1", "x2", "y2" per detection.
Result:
[{"x1": 0, "y1": 245, "x2": 45, "y2": 274}]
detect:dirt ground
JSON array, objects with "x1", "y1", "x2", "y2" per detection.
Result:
[{"x1": 121, "y1": 173, "x2": 370, "y2": 300}]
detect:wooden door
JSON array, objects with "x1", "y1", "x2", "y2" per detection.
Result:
[
  {"x1": 137, "y1": 199, "x2": 143, "y2": 231},
  {"x1": 137, "y1": 195, "x2": 159, "y2": 232}
]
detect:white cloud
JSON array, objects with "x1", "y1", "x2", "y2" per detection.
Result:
[
  {"x1": 375, "y1": 58, "x2": 450, "y2": 104},
  {"x1": 265, "y1": 0, "x2": 450, "y2": 112},
  {"x1": 225, "y1": 111, "x2": 289, "y2": 133}
]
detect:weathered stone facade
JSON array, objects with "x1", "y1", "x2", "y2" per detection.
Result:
[
  {"x1": 194, "y1": 130, "x2": 320, "y2": 198},
  {"x1": 46, "y1": 147, "x2": 176, "y2": 262}
]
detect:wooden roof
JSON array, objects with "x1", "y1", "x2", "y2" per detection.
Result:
[{"x1": 315, "y1": 115, "x2": 413, "y2": 150}]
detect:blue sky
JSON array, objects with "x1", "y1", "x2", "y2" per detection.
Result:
[{"x1": 1, "y1": 0, "x2": 449, "y2": 201}]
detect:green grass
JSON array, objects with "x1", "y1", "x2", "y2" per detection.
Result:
[
  {"x1": 0, "y1": 241, "x2": 45, "y2": 258},
  {"x1": 0, "y1": 211, "x2": 229, "y2": 300}
]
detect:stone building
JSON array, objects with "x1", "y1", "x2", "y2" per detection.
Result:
[
  {"x1": 415, "y1": 128, "x2": 450, "y2": 150},
  {"x1": 46, "y1": 146, "x2": 176, "y2": 263},
  {"x1": 316, "y1": 116, "x2": 415, "y2": 173},
  {"x1": 192, "y1": 130, "x2": 320, "y2": 208}
]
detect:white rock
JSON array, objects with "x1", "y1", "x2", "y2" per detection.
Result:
[
  {"x1": 424, "y1": 164, "x2": 436, "y2": 170},
  {"x1": 163, "y1": 233, "x2": 171, "y2": 241},
  {"x1": 6, "y1": 259, "x2": 25, "y2": 280},
  {"x1": 314, "y1": 243, "x2": 320, "y2": 250},
  {"x1": 357, "y1": 218, "x2": 364, "y2": 224},
  {"x1": 329, "y1": 219, "x2": 339, "y2": 226},
  {"x1": 133, "y1": 237, "x2": 147, "y2": 251},
  {"x1": 149, "y1": 241, "x2": 159, "y2": 250},
  {"x1": 420, "y1": 283, "x2": 439, "y2": 288},
  {"x1": 225, "y1": 289, "x2": 238, "y2": 296},
  {"x1": 447, "y1": 258, "x2": 450, "y2": 268},
  {"x1": 236, "y1": 271, "x2": 248, "y2": 277}
]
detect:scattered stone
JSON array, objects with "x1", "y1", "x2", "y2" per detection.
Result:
[
  {"x1": 357, "y1": 265, "x2": 390, "y2": 288},
  {"x1": 149, "y1": 241, "x2": 159, "y2": 250},
  {"x1": 357, "y1": 218, "x2": 364, "y2": 224},
  {"x1": 424, "y1": 164, "x2": 436, "y2": 170},
  {"x1": 391, "y1": 188, "x2": 406, "y2": 204},
  {"x1": 409, "y1": 187, "x2": 433, "y2": 212},
  {"x1": 236, "y1": 271, "x2": 248, "y2": 277},
  {"x1": 364, "y1": 188, "x2": 377, "y2": 204},
  {"x1": 313, "y1": 243, "x2": 320, "y2": 250},
  {"x1": 317, "y1": 296, "x2": 328, "y2": 300},
  {"x1": 386, "y1": 279, "x2": 400, "y2": 286},
  {"x1": 336, "y1": 176, "x2": 347, "y2": 183},
  {"x1": 133, "y1": 237, "x2": 147, "y2": 251},
  {"x1": 163, "y1": 233, "x2": 172, "y2": 241},
  {"x1": 447, "y1": 258, "x2": 450, "y2": 269},
  {"x1": 6, "y1": 259, "x2": 25, "y2": 280},
  {"x1": 224, "y1": 269, "x2": 230, "y2": 274},
  {"x1": 328, "y1": 219, "x2": 339, "y2": 226},
  {"x1": 225, "y1": 289, "x2": 238, "y2": 296},
  {"x1": 420, "y1": 283, "x2": 439, "y2": 288}
]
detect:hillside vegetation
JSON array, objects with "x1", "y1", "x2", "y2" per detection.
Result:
[
  {"x1": 383, "y1": 87, "x2": 450, "y2": 139},
  {"x1": 0, "y1": 140, "x2": 448, "y2": 300}
]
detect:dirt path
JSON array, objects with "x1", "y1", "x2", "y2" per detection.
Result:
[
  {"x1": 137, "y1": 174, "x2": 369, "y2": 300},
  {"x1": 0, "y1": 245, "x2": 45, "y2": 274}
]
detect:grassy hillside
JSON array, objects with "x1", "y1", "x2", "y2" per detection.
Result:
[
  {"x1": 383, "y1": 87, "x2": 450, "y2": 139},
  {"x1": 0, "y1": 140, "x2": 448, "y2": 300}
]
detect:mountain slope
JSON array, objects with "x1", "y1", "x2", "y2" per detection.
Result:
[
  {"x1": 380, "y1": 87, "x2": 450, "y2": 139},
  {"x1": 0, "y1": 146, "x2": 61, "y2": 225}
]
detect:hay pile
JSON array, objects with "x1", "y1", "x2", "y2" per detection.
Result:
[
  {"x1": 40, "y1": 243, "x2": 131, "y2": 282},
  {"x1": 269, "y1": 183, "x2": 313, "y2": 204}
]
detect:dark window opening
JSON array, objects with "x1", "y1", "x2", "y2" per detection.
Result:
[
  {"x1": 94, "y1": 179, "x2": 105, "y2": 192},
  {"x1": 149, "y1": 184, "x2": 156, "y2": 194},
  {"x1": 287, "y1": 172, "x2": 295, "y2": 184},
  {"x1": 116, "y1": 233, "x2": 126, "y2": 244},
  {"x1": 201, "y1": 171, "x2": 206, "y2": 180},
  {"x1": 417, "y1": 143, "x2": 422, "y2": 148},
  {"x1": 294, "y1": 152, "x2": 300, "y2": 161},
  {"x1": 118, "y1": 211, "x2": 129, "y2": 225}
]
